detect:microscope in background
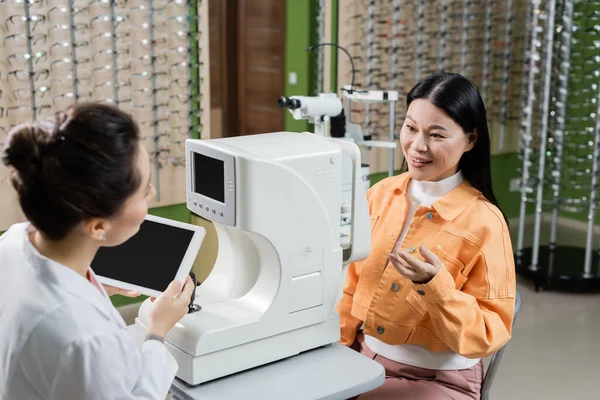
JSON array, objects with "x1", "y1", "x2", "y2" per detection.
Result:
[
  {"x1": 277, "y1": 89, "x2": 398, "y2": 240},
  {"x1": 278, "y1": 93, "x2": 344, "y2": 137}
]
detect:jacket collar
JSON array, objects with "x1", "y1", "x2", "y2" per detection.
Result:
[
  {"x1": 22, "y1": 225, "x2": 126, "y2": 328},
  {"x1": 389, "y1": 172, "x2": 482, "y2": 221}
]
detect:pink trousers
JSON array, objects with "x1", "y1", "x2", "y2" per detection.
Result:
[{"x1": 350, "y1": 334, "x2": 483, "y2": 400}]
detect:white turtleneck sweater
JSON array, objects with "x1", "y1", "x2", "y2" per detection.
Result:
[{"x1": 364, "y1": 170, "x2": 481, "y2": 370}]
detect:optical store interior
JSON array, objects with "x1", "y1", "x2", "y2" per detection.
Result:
[{"x1": 0, "y1": 1, "x2": 599, "y2": 399}]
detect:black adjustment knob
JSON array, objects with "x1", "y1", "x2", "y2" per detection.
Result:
[{"x1": 188, "y1": 272, "x2": 201, "y2": 313}]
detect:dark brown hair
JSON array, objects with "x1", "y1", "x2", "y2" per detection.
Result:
[{"x1": 2, "y1": 103, "x2": 141, "y2": 240}]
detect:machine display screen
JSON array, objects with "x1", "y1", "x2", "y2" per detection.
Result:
[
  {"x1": 193, "y1": 152, "x2": 225, "y2": 203},
  {"x1": 91, "y1": 220, "x2": 195, "y2": 291}
]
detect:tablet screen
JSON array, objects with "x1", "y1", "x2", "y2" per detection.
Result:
[{"x1": 91, "y1": 220, "x2": 196, "y2": 292}]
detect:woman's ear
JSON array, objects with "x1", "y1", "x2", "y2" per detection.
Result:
[
  {"x1": 83, "y1": 218, "x2": 109, "y2": 242},
  {"x1": 466, "y1": 129, "x2": 478, "y2": 151}
]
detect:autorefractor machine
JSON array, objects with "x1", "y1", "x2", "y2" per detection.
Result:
[{"x1": 133, "y1": 131, "x2": 371, "y2": 385}]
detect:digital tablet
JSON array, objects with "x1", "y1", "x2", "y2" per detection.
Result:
[{"x1": 91, "y1": 214, "x2": 206, "y2": 298}]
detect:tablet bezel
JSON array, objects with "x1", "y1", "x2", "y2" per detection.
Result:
[{"x1": 94, "y1": 214, "x2": 206, "y2": 298}]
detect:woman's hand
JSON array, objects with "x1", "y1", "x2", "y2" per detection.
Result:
[
  {"x1": 103, "y1": 285, "x2": 141, "y2": 298},
  {"x1": 388, "y1": 245, "x2": 442, "y2": 284},
  {"x1": 146, "y1": 276, "x2": 195, "y2": 339}
]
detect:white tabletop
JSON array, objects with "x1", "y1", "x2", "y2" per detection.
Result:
[{"x1": 169, "y1": 343, "x2": 385, "y2": 400}]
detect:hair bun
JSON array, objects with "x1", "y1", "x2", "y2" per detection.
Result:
[{"x1": 1, "y1": 122, "x2": 53, "y2": 193}]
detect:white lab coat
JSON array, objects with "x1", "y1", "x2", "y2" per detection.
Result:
[{"x1": 0, "y1": 223, "x2": 178, "y2": 400}]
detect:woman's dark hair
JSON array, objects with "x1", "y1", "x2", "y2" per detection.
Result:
[
  {"x1": 405, "y1": 72, "x2": 507, "y2": 223},
  {"x1": 2, "y1": 102, "x2": 141, "y2": 240}
]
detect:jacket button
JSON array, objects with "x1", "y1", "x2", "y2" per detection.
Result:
[
  {"x1": 417, "y1": 290, "x2": 425, "y2": 296},
  {"x1": 426, "y1": 212, "x2": 433, "y2": 220},
  {"x1": 377, "y1": 326, "x2": 385, "y2": 334},
  {"x1": 391, "y1": 283, "x2": 399, "y2": 292}
]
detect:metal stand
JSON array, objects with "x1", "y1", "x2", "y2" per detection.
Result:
[
  {"x1": 481, "y1": 0, "x2": 493, "y2": 103},
  {"x1": 343, "y1": 86, "x2": 398, "y2": 178},
  {"x1": 148, "y1": 0, "x2": 161, "y2": 201},
  {"x1": 23, "y1": 0, "x2": 38, "y2": 120},
  {"x1": 497, "y1": 0, "x2": 513, "y2": 152},
  {"x1": 109, "y1": 0, "x2": 120, "y2": 105},
  {"x1": 516, "y1": 0, "x2": 600, "y2": 293}
]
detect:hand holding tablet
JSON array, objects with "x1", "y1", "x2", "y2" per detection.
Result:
[
  {"x1": 91, "y1": 214, "x2": 206, "y2": 339},
  {"x1": 91, "y1": 214, "x2": 206, "y2": 298},
  {"x1": 146, "y1": 275, "x2": 197, "y2": 338}
]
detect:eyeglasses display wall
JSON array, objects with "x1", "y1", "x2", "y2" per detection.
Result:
[
  {"x1": 0, "y1": 0, "x2": 209, "y2": 232},
  {"x1": 337, "y1": 0, "x2": 529, "y2": 174},
  {"x1": 516, "y1": 0, "x2": 600, "y2": 292}
]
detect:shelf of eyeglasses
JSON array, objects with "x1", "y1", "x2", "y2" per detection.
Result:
[
  {"x1": 545, "y1": 134, "x2": 600, "y2": 144},
  {"x1": 513, "y1": 158, "x2": 583, "y2": 172},
  {"x1": 556, "y1": 119, "x2": 600, "y2": 130},
  {"x1": 516, "y1": 153, "x2": 600, "y2": 166},
  {"x1": 556, "y1": 90, "x2": 600, "y2": 101},
  {"x1": 0, "y1": 0, "x2": 197, "y2": 17},
  {"x1": 543, "y1": 197, "x2": 600, "y2": 209},
  {"x1": 343, "y1": 30, "x2": 522, "y2": 46},
  {"x1": 7, "y1": 24, "x2": 196, "y2": 50},
  {"x1": 345, "y1": 27, "x2": 527, "y2": 47},
  {"x1": 515, "y1": 195, "x2": 600, "y2": 208},
  {"x1": 127, "y1": 108, "x2": 202, "y2": 132},
  {"x1": 0, "y1": 37, "x2": 196, "y2": 67},
  {"x1": 517, "y1": 149, "x2": 600, "y2": 162},
  {"x1": 0, "y1": 84, "x2": 201, "y2": 105},
  {"x1": 341, "y1": 0, "x2": 474, "y2": 13},
  {"x1": 512, "y1": 166, "x2": 589, "y2": 180},
  {"x1": 0, "y1": 59, "x2": 202, "y2": 91},
  {"x1": 565, "y1": 65, "x2": 600, "y2": 79},
  {"x1": 569, "y1": 47, "x2": 600, "y2": 60},
  {"x1": 537, "y1": 187, "x2": 600, "y2": 201},
  {"x1": 514, "y1": 164, "x2": 600, "y2": 179},
  {"x1": 514, "y1": 160, "x2": 578, "y2": 171},
  {"x1": 566, "y1": 80, "x2": 600, "y2": 93},
  {"x1": 346, "y1": 43, "x2": 521, "y2": 60},
  {"x1": 0, "y1": 18, "x2": 197, "y2": 48},
  {"x1": 0, "y1": 91, "x2": 198, "y2": 117},
  {"x1": 0, "y1": 114, "x2": 200, "y2": 139},
  {"x1": 548, "y1": 152, "x2": 600, "y2": 163},
  {"x1": 519, "y1": 116, "x2": 600, "y2": 129},
  {"x1": 345, "y1": 47, "x2": 487, "y2": 62},
  {"x1": 0, "y1": 117, "x2": 195, "y2": 135},
  {"x1": 517, "y1": 150, "x2": 593, "y2": 161},
  {"x1": 0, "y1": 70, "x2": 200, "y2": 102},
  {"x1": 556, "y1": 114, "x2": 600, "y2": 125},
  {"x1": 0, "y1": 18, "x2": 197, "y2": 54},
  {"x1": 347, "y1": 57, "x2": 521, "y2": 78},
  {"x1": 0, "y1": 78, "x2": 197, "y2": 102}
]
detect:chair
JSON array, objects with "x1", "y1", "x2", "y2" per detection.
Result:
[{"x1": 481, "y1": 291, "x2": 522, "y2": 400}]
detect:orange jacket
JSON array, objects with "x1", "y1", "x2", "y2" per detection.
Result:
[{"x1": 338, "y1": 172, "x2": 516, "y2": 358}]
